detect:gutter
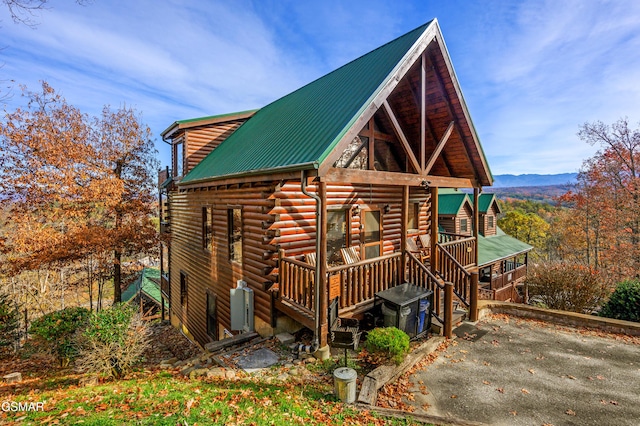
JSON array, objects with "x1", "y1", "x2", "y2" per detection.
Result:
[
  {"x1": 179, "y1": 161, "x2": 319, "y2": 188},
  {"x1": 300, "y1": 169, "x2": 322, "y2": 352}
]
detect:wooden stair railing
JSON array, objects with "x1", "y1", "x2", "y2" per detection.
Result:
[
  {"x1": 406, "y1": 251, "x2": 445, "y2": 325},
  {"x1": 435, "y1": 242, "x2": 472, "y2": 308}
]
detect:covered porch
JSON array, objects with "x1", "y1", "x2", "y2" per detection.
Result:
[{"x1": 273, "y1": 184, "x2": 482, "y2": 344}]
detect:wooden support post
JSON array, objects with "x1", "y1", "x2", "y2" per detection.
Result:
[
  {"x1": 420, "y1": 53, "x2": 426, "y2": 173},
  {"x1": 470, "y1": 272, "x2": 479, "y2": 322},
  {"x1": 318, "y1": 181, "x2": 329, "y2": 348},
  {"x1": 444, "y1": 281, "x2": 453, "y2": 339},
  {"x1": 401, "y1": 185, "x2": 409, "y2": 282},
  {"x1": 473, "y1": 187, "x2": 480, "y2": 266},
  {"x1": 430, "y1": 186, "x2": 439, "y2": 276}
]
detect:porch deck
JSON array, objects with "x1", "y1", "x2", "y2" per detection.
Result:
[{"x1": 276, "y1": 236, "x2": 479, "y2": 338}]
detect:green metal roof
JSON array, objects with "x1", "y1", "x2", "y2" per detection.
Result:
[
  {"x1": 478, "y1": 227, "x2": 533, "y2": 266},
  {"x1": 469, "y1": 193, "x2": 499, "y2": 214},
  {"x1": 181, "y1": 21, "x2": 433, "y2": 184},
  {"x1": 122, "y1": 267, "x2": 164, "y2": 306},
  {"x1": 438, "y1": 192, "x2": 471, "y2": 215}
]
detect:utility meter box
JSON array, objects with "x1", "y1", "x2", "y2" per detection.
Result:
[{"x1": 230, "y1": 280, "x2": 254, "y2": 332}]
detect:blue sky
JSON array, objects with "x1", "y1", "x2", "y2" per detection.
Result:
[{"x1": 1, "y1": 0, "x2": 639, "y2": 175}]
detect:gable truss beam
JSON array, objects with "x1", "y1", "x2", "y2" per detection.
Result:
[
  {"x1": 426, "y1": 49, "x2": 479, "y2": 185},
  {"x1": 406, "y1": 61, "x2": 454, "y2": 176},
  {"x1": 382, "y1": 100, "x2": 422, "y2": 174},
  {"x1": 424, "y1": 120, "x2": 454, "y2": 175},
  {"x1": 322, "y1": 167, "x2": 473, "y2": 188}
]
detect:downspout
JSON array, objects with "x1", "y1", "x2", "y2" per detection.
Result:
[{"x1": 301, "y1": 170, "x2": 321, "y2": 352}]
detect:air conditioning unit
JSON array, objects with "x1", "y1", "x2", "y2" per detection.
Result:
[{"x1": 230, "y1": 280, "x2": 254, "y2": 332}]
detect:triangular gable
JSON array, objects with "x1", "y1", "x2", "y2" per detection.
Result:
[
  {"x1": 476, "y1": 193, "x2": 501, "y2": 214},
  {"x1": 438, "y1": 191, "x2": 472, "y2": 216},
  {"x1": 180, "y1": 19, "x2": 492, "y2": 187}
]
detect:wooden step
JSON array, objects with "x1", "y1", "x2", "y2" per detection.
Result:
[
  {"x1": 430, "y1": 309, "x2": 467, "y2": 335},
  {"x1": 274, "y1": 298, "x2": 315, "y2": 330}
]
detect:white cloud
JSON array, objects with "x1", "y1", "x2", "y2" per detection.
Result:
[{"x1": 2, "y1": 0, "x2": 639, "y2": 174}]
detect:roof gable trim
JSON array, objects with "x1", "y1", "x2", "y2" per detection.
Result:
[{"x1": 317, "y1": 21, "x2": 439, "y2": 176}]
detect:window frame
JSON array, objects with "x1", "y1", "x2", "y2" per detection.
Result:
[
  {"x1": 460, "y1": 218, "x2": 468, "y2": 233},
  {"x1": 172, "y1": 137, "x2": 185, "y2": 178},
  {"x1": 202, "y1": 206, "x2": 213, "y2": 252},
  {"x1": 407, "y1": 202, "x2": 420, "y2": 232},
  {"x1": 179, "y1": 271, "x2": 188, "y2": 307},
  {"x1": 228, "y1": 207, "x2": 243, "y2": 264},
  {"x1": 206, "y1": 291, "x2": 218, "y2": 340},
  {"x1": 361, "y1": 208, "x2": 383, "y2": 259},
  {"x1": 326, "y1": 208, "x2": 350, "y2": 265}
]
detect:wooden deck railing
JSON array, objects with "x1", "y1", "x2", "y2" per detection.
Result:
[
  {"x1": 328, "y1": 253, "x2": 402, "y2": 309},
  {"x1": 436, "y1": 240, "x2": 473, "y2": 307},
  {"x1": 279, "y1": 256, "x2": 315, "y2": 313},
  {"x1": 439, "y1": 232, "x2": 470, "y2": 243},
  {"x1": 406, "y1": 252, "x2": 445, "y2": 323},
  {"x1": 488, "y1": 264, "x2": 527, "y2": 289},
  {"x1": 479, "y1": 283, "x2": 522, "y2": 302}
]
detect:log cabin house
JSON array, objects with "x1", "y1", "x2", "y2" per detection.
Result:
[
  {"x1": 158, "y1": 19, "x2": 495, "y2": 350},
  {"x1": 438, "y1": 189, "x2": 533, "y2": 302}
]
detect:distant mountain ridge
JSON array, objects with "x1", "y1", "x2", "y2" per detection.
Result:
[{"x1": 491, "y1": 173, "x2": 577, "y2": 188}]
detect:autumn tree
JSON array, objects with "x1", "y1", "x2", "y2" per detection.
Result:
[
  {"x1": 559, "y1": 118, "x2": 640, "y2": 281},
  {"x1": 91, "y1": 105, "x2": 159, "y2": 303},
  {"x1": 498, "y1": 210, "x2": 550, "y2": 255},
  {"x1": 0, "y1": 82, "x2": 158, "y2": 304}
]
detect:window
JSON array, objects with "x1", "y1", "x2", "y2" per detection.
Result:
[
  {"x1": 173, "y1": 138, "x2": 184, "y2": 178},
  {"x1": 180, "y1": 271, "x2": 188, "y2": 306},
  {"x1": 228, "y1": 208, "x2": 242, "y2": 264},
  {"x1": 460, "y1": 218, "x2": 468, "y2": 233},
  {"x1": 202, "y1": 207, "x2": 212, "y2": 251},
  {"x1": 487, "y1": 215, "x2": 494, "y2": 229},
  {"x1": 206, "y1": 292, "x2": 218, "y2": 340},
  {"x1": 362, "y1": 209, "x2": 382, "y2": 259},
  {"x1": 407, "y1": 202, "x2": 420, "y2": 231},
  {"x1": 327, "y1": 209, "x2": 349, "y2": 264}
]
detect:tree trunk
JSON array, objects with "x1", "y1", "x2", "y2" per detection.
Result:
[{"x1": 113, "y1": 250, "x2": 122, "y2": 304}]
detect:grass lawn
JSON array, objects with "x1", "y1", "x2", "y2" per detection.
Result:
[{"x1": 1, "y1": 368, "x2": 429, "y2": 425}]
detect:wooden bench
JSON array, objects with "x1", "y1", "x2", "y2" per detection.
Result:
[{"x1": 340, "y1": 246, "x2": 360, "y2": 264}]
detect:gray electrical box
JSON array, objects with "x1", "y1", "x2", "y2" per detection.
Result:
[{"x1": 230, "y1": 280, "x2": 254, "y2": 332}]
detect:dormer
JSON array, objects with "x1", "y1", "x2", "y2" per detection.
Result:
[
  {"x1": 476, "y1": 193, "x2": 501, "y2": 236},
  {"x1": 438, "y1": 189, "x2": 473, "y2": 236},
  {"x1": 161, "y1": 110, "x2": 257, "y2": 181}
]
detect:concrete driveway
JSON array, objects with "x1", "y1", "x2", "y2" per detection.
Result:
[{"x1": 406, "y1": 315, "x2": 640, "y2": 426}]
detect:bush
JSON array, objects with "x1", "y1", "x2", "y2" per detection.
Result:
[
  {"x1": 526, "y1": 261, "x2": 608, "y2": 313},
  {"x1": 0, "y1": 293, "x2": 21, "y2": 356},
  {"x1": 29, "y1": 307, "x2": 90, "y2": 366},
  {"x1": 365, "y1": 327, "x2": 410, "y2": 365},
  {"x1": 600, "y1": 279, "x2": 640, "y2": 323},
  {"x1": 76, "y1": 303, "x2": 150, "y2": 379}
]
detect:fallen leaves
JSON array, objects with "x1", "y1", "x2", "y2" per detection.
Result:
[
  {"x1": 565, "y1": 409, "x2": 576, "y2": 416},
  {"x1": 521, "y1": 388, "x2": 529, "y2": 394},
  {"x1": 496, "y1": 387, "x2": 505, "y2": 394},
  {"x1": 528, "y1": 369, "x2": 536, "y2": 374}
]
